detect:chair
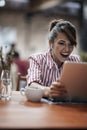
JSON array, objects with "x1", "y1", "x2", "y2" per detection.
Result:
[{"x1": 16, "y1": 73, "x2": 27, "y2": 91}]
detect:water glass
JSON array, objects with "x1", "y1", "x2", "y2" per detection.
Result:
[{"x1": 0, "y1": 70, "x2": 12, "y2": 100}]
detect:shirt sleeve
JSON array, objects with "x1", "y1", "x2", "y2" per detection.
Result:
[
  {"x1": 69, "y1": 54, "x2": 81, "y2": 62},
  {"x1": 27, "y1": 56, "x2": 42, "y2": 85},
  {"x1": 75, "y1": 54, "x2": 81, "y2": 62}
]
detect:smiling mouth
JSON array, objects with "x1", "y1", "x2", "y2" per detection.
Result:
[{"x1": 60, "y1": 53, "x2": 69, "y2": 58}]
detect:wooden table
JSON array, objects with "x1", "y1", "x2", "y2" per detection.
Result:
[{"x1": 0, "y1": 91, "x2": 87, "y2": 129}]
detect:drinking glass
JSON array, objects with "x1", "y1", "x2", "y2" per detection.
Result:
[{"x1": 0, "y1": 70, "x2": 12, "y2": 100}]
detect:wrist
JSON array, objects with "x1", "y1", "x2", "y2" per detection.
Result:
[{"x1": 43, "y1": 87, "x2": 50, "y2": 98}]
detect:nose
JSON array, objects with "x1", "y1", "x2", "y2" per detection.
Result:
[{"x1": 64, "y1": 44, "x2": 70, "y2": 52}]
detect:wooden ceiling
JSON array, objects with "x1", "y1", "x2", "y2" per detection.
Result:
[
  {"x1": 0, "y1": 0, "x2": 62, "y2": 12},
  {"x1": 0, "y1": 0, "x2": 79, "y2": 12},
  {"x1": 0, "y1": 0, "x2": 82, "y2": 18}
]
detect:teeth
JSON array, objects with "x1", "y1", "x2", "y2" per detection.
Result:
[{"x1": 61, "y1": 53, "x2": 69, "y2": 56}]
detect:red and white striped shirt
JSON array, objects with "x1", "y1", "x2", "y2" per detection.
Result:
[{"x1": 27, "y1": 50, "x2": 80, "y2": 87}]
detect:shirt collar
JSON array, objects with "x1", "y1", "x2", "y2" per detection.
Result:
[
  {"x1": 46, "y1": 50, "x2": 57, "y2": 69},
  {"x1": 46, "y1": 50, "x2": 64, "y2": 70}
]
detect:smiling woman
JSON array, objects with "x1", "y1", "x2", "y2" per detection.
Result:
[{"x1": 27, "y1": 19, "x2": 81, "y2": 101}]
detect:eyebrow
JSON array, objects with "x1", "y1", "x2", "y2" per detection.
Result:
[
  {"x1": 58, "y1": 40, "x2": 65, "y2": 42},
  {"x1": 58, "y1": 39, "x2": 71, "y2": 44}
]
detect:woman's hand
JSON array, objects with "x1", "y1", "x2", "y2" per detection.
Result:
[{"x1": 49, "y1": 79, "x2": 67, "y2": 99}]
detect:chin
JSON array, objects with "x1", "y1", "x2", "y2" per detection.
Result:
[{"x1": 60, "y1": 58, "x2": 68, "y2": 63}]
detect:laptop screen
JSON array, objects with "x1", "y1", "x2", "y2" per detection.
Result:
[{"x1": 59, "y1": 62, "x2": 87, "y2": 103}]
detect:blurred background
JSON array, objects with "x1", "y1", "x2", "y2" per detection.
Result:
[{"x1": 0, "y1": 0, "x2": 87, "y2": 60}]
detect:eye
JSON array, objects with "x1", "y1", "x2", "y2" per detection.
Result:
[
  {"x1": 58, "y1": 40, "x2": 65, "y2": 46},
  {"x1": 68, "y1": 44, "x2": 74, "y2": 48}
]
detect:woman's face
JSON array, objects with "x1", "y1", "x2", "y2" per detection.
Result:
[{"x1": 50, "y1": 32, "x2": 74, "y2": 65}]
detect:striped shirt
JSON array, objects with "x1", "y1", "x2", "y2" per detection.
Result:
[{"x1": 27, "y1": 50, "x2": 80, "y2": 87}]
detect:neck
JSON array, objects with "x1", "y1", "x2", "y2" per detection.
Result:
[{"x1": 50, "y1": 51, "x2": 63, "y2": 68}]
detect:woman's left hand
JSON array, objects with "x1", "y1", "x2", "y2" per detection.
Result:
[{"x1": 49, "y1": 79, "x2": 67, "y2": 99}]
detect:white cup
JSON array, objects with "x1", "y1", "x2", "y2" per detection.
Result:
[{"x1": 20, "y1": 86, "x2": 44, "y2": 102}]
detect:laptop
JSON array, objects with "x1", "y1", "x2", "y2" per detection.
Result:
[{"x1": 59, "y1": 61, "x2": 87, "y2": 103}]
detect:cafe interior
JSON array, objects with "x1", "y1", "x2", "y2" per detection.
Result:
[
  {"x1": 0, "y1": 0, "x2": 87, "y2": 59},
  {"x1": 0, "y1": 0, "x2": 87, "y2": 129}
]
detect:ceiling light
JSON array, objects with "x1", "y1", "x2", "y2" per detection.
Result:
[{"x1": 0, "y1": 0, "x2": 5, "y2": 7}]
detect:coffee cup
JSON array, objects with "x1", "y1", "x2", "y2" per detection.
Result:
[{"x1": 20, "y1": 86, "x2": 44, "y2": 102}]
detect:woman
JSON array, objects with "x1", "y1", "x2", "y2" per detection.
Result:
[{"x1": 27, "y1": 19, "x2": 80, "y2": 101}]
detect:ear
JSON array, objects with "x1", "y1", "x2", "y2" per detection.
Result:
[{"x1": 49, "y1": 41, "x2": 53, "y2": 49}]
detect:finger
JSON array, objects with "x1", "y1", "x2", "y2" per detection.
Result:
[
  {"x1": 56, "y1": 79, "x2": 65, "y2": 86},
  {"x1": 50, "y1": 88, "x2": 67, "y2": 95},
  {"x1": 50, "y1": 91, "x2": 63, "y2": 98},
  {"x1": 51, "y1": 82, "x2": 64, "y2": 88},
  {"x1": 50, "y1": 84, "x2": 66, "y2": 91},
  {"x1": 56, "y1": 78, "x2": 60, "y2": 82}
]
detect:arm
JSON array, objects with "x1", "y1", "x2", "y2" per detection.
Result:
[
  {"x1": 29, "y1": 82, "x2": 50, "y2": 98},
  {"x1": 27, "y1": 56, "x2": 50, "y2": 97},
  {"x1": 29, "y1": 80, "x2": 67, "y2": 99}
]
